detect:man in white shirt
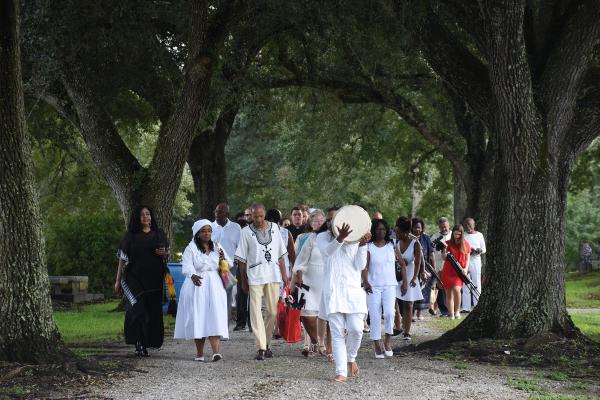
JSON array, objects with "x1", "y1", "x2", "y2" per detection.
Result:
[
  {"x1": 317, "y1": 223, "x2": 370, "y2": 383},
  {"x1": 235, "y1": 204, "x2": 288, "y2": 361},
  {"x1": 462, "y1": 218, "x2": 486, "y2": 312},
  {"x1": 430, "y1": 217, "x2": 452, "y2": 316},
  {"x1": 212, "y1": 203, "x2": 242, "y2": 328}
]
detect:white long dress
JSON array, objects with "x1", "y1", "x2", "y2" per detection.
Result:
[
  {"x1": 174, "y1": 242, "x2": 231, "y2": 339},
  {"x1": 396, "y1": 239, "x2": 424, "y2": 301},
  {"x1": 292, "y1": 233, "x2": 324, "y2": 316}
]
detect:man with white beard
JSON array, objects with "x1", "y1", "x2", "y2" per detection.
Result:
[{"x1": 461, "y1": 218, "x2": 486, "y2": 312}]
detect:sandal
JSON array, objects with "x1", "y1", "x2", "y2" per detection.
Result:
[
  {"x1": 348, "y1": 361, "x2": 360, "y2": 377},
  {"x1": 318, "y1": 344, "x2": 327, "y2": 355},
  {"x1": 308, "y1": 344, "x2": 317, "y2": 358},
  {"x1": 333, "y1": 375, "x2": 346, "y2": 383},
  {"x1": 301, "y1": 346, "x2": 309, "y2": 357}
]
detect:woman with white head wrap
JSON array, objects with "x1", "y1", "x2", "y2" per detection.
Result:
[{"x1": 174, "y1": 219, "x2": 232, "y2": 361}]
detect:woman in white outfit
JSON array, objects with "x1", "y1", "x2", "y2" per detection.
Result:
[
  {"x1": 395, "y1": 216, "x2": 422, "y2": 341},
  {"x1": 174, "y1": 219, "x2": 231, "y2": 362},
  {"x1": 362, "y1": 219, "x2": 397, "y2": 358},
  {"x1": 292, "y1": 209, "x2": 327, "y2": 357},
  {"x1": 317, "y1": 222, "x2": 371, "y2": 383}
]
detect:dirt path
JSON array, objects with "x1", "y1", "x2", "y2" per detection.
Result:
[{"x1": 92, "y1": 317, "x2": 528, "y2": 400}]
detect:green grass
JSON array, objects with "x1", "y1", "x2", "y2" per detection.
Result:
[
  {"x1": 430, "y1": 313, "x2": 599, "y2": 342},
  {"x1": 528, "y1": 395, "x2": 598, "y2": 400},
  {"x1": 429, "y1": 317, "x2": 461, "y2": 330},
  {"x1": 570, "y1": 313, "x2": 600, "y2": 342},
  {"x1": 566, "y1": 272, "x2": 600, "y2": 309},
  {"x1": 545, "y1": 371, "x2": 568, "y2": 382},
  {"x1": 507, "y1": 377, "x2": 544, "y2": 393},
  {"x1": 0, "y1": 385, "x2": 35, "y2": 398},
  {"x1": 55, "y1": 301, "x2": 176, "y2": 345},
  {"x1": 54, "y1": 301, "x2": 124, "y2": 344},
  {"x1": 454, "y1": 361, "x2": 469, "y2": 369}
]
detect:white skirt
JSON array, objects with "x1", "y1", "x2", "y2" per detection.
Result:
[
  {"x1": 396, "y1": 262, "x2": 424, "y2": 302},
  {"x1": 174, "y1": 270, "x2": 229, "y2": 339}
]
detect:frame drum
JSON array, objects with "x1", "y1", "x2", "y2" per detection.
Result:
[{"x1": 331, "y1": 205, "x2": 371, "y2": 244}]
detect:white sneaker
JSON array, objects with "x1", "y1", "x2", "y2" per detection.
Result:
[
  {"x1": 455, "y1": 313, "x2": 461, "y2": 319},
  {"x1": 374, "y1": 353, "x2": 385, "y2": 359},
  {"x1": 384, "y1": 350, "x2": 393, "y2": 357},
  {"x1": 194, "y1": 356, "x2": 204, "y2": 362}
]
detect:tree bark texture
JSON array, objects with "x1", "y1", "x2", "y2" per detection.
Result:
[
  {"x1": 0, "y1": 0, "x2": 66, "y2": 362},
  {"x1": 413, "y1": 1, "x2": 600, "y2": 339},
  {"x1": 188, "y1": 105, "x2": 238, "y2": 218},
  {"x1": 452, "y1": 167, "x2": 467, "y2": 225}
]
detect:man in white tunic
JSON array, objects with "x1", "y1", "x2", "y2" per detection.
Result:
[
  {"x1": 235, "y1": 204, "x2": 288, "y2": 361},
  {"x1": 211, "y1": 203, "x2": 242, "y2": 328},
  {"x1": 462, "y1": 218, "x2": 486, "y2": 312},
  {"x1": 317, "y1": 222, "x2": 370, "y2": 382}
]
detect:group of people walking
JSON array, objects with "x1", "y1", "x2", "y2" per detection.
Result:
[{"x1": 114, "y1": 202, "x2": 486, "y2": 382}]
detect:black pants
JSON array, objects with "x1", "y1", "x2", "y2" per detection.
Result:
[
  {"x1": 437, "y1": 287, "x2": 449, "y2": 315},
  {"x1": 235, "y1": 267, "x2": 251, "y2": 328}
]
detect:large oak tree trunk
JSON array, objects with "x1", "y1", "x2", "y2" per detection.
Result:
[
  {"x1": 406, "y1": 0, "x2": 600, "y2": 340},
  {"x1": 447, "y1": 145, "x2": 575, "y2": 339},
  {"x1": 0, "y1": 0, "x2": 67, "y2": 362},
  {"x1": 189, "y1": 105, "x2": 238, "y2": 219},
  {"x1": 438, "y1": 1, "x2": 600, "y2": 339}
]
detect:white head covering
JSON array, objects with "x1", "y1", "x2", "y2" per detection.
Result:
[{"x1": 192, "y1": 219, "x2": 212, "y2": 238}]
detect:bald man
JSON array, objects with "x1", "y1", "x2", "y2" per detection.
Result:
[{"x1": 212, "y1": 203, "x2": 242, "y2": 330}]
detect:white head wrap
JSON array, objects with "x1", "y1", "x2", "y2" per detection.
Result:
[{"x1": 192, "y1": 219, "x2": 212, "y2": 238}]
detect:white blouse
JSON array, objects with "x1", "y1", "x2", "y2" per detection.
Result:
[{"x1": 181, "y1": 241, "x2": 232, "y2": 277}]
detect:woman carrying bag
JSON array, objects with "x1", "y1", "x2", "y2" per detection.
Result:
[{"x1": 174, "y1": 219, "x2": 232, "y2": 362}]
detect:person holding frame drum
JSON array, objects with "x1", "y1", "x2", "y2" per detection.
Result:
[{"x1": 316, "y1": 205, "x2": 371, "y2": 383}]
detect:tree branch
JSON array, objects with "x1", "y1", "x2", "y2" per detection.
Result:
[
  {"x1": 437, "y1": 0, "x2": 487, "y2": 57},
  {"x1": 23, "y1": 86, "x2": 79, "y2": 131},
  {"x1": 146, "y1": 1, "x2": 240, "y2": 213},
  {"x1": 411, "y1": 5, "x2": 492, "y2": 124},
  {"x1": 539, "y1": 0, "x2": 600, "y2": 146},
  {"x1": 263, "y1": 74, "x2": 467, "y2": 176},
  {"x1": 562, "y1": 78, "x2": 600, "y2": 159},
  {"x1": 60, "y1": 73, "x2": 142, "y2": 209}
]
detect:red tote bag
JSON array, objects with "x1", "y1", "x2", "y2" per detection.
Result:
[
  {"x1": 277, "y1": 298, "x2": 288, "y2": 338},
  {"x1": 283, "y1": 307, "x2": 302, "y2": 343}
]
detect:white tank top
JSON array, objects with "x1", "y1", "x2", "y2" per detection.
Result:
[{"x1": 367, "y1": 242, "x2": 397, "y2": 287}]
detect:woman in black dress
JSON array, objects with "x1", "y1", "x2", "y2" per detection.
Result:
[{"x1": 114, "y1": 206, "x2": 169, "y2": 356}]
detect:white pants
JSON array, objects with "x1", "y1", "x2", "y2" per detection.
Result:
[
  {"x1": 462, "y1": 258, "x2": 481, "y2": 310},
  {"x1": 366, "y1": 286, "x2": 396, "y2": 341},
  {"x1": 328, "y1": 312, "x2": 365, "y2": 377}
]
